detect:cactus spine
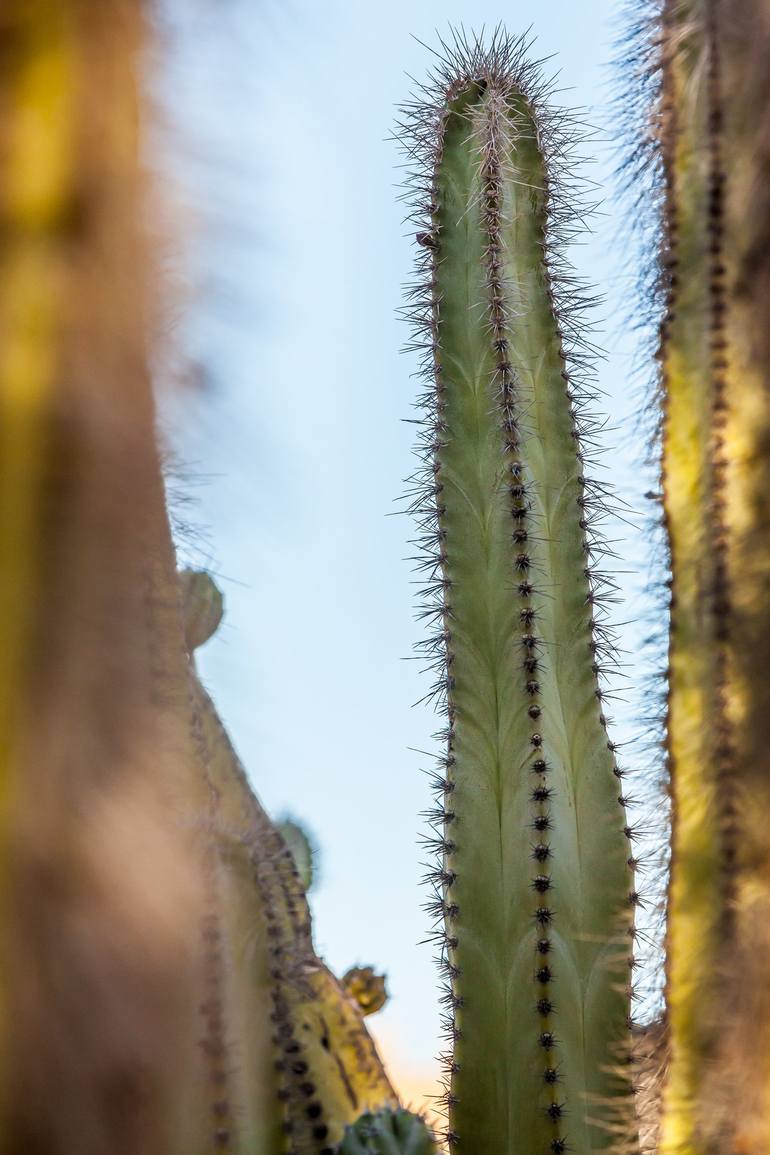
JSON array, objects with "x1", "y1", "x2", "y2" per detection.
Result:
[{"x1": 399, "y1": 31, "x2": 636, "y2": 1155}]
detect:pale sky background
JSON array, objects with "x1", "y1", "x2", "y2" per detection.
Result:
[{"x1": 154, "y1": 0, "x2": 662, "y2": 1110}]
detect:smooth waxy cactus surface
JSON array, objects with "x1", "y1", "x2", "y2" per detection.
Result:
[{"x1": 399, "y1": 31, "x2": 635, "y2": 1155}]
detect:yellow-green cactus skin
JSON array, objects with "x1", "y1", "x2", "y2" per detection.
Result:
[
  {"x1": 398, "y1": 31, "x2": 636, "y2": 1155},
  {"x1": 641, "y1": 1, "x2": 770, "y2": 1150},
  {"x1": 338, "y1": 1109, "x2": 437, "y2": 1155}
]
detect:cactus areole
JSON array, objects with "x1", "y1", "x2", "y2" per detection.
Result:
[{"x1": 398, "y1": 31, "x2": 636, "y2": 1154}]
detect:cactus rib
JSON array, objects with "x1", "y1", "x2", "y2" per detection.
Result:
[{"x1": 398, "y1": 28, "x2": 636, "y2": 1155}]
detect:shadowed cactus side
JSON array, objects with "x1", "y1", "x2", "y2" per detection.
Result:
[{"x1": 397, "y1": 31, "x2": 636, "y2": 1155}]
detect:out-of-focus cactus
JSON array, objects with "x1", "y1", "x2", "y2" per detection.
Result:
[
  {"x1": 338, "y1": 1110, "x2": 436, "y2": 1155},
  {"x1": 179, "y1": 567, "x2": 225, "y2": 652},
  {"x1": 182, "y1": 574, "x2": 397, "y2": 1150},
  {"x1": 637, "y1": 0, "x2": 770, "y2": 1150},
  {"x1": 341, "y1": 967, "x2": 389, "y2": 1017},
  {"x1": 651, "y1": 3, "x2": 731, "y2": 1150},
  {"x1": 188, "y1": 641, "x2": 398, "y2": 1154},
  {"x1": 397, "y1": 30, "x2": 636, "y2": 1155},
  {"x1": 0, "y1": 3, "x2": 212, "y2": 1153}
]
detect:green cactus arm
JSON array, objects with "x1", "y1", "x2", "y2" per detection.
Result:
[
  {"x1": 337, "y1": 1110, "x2": 437, "y2": 1155},
  {"x1": 399, "y1": 33, "x2": 635, "y2": 1155}
]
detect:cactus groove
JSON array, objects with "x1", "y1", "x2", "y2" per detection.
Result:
[{"x1": 398, "y1": 29, "x2": 636, "y2": 1155}]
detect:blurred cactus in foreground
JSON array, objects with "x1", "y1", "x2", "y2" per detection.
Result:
[
  {"x1": 640, "y1": 0, "x2": 770, "y2": 1151},
  {"x1": 341, "y1": 967, "x2": 389, "y2": 1018},
  {"x1": 0, "y1": 3, "x2": 394, "y2": 1153},
  {"x1": 9, "y1": 1, "x2": 770, "y2": 1153}
]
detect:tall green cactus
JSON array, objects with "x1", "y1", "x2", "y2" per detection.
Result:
[{"x1": 398, "y1": 31, "x2": 636, "y2": 1155}]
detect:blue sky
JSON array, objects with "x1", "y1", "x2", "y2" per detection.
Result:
[{"x1": 157, "y1": 0, "x2": 661, "y2": 1103}]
